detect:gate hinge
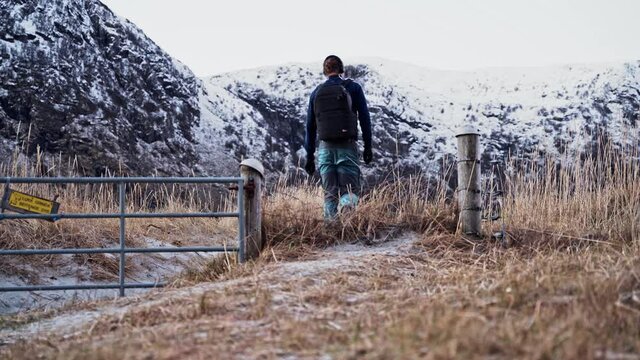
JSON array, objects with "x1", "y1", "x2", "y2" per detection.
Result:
[{"x1": 229, "y1": 178, "x2": 256, "y2": 197}]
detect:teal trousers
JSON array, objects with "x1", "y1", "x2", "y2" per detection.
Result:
[{"x1": 317, "y1": 140, "x2": 361, "y2": 219}]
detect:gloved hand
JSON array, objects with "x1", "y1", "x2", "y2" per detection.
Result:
[
  {"x1": 363, "y1": 147, "x2": 373, "y2": 165},
  {"x1": 304, "y1": 155, "x2": 315, "y2": 175}
]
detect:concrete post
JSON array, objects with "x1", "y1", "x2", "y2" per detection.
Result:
[
  {"x1": 239, "y1": 159, "x2": 265, "y2": 261},
  {"x1": 456, "y1": 125, "x2": 482, "y2": 237}
]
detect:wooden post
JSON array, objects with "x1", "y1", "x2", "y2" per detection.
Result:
[
  {"x1": 456, "y1": 126, "x2": 482, "y2": 237},
  {"x1": 240, "y1": 159, "x2": 265, "y2": 261}
]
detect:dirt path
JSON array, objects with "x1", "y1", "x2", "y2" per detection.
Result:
[{"x1": 0, "y1": 233, "x2": 420, "y2": 349}]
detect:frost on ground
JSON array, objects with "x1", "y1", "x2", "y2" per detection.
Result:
[
  {"x1": 0, "y1": 233, "x2": 419, "y2": 346},
  {"x1": 0, "y1": 227, "x2": 638, "y2": 359},
  {"x1": 0, "y1": 237, "x2": 224, "y2": 315}
]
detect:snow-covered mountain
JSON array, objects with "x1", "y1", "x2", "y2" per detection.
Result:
[
  {"x1": 0, "y1": 0, "x2": 201, "y2": 175},
  {"x1": 1, "y1": 0, "x2": 638, "y2": 179},
  {"x1": 198, "y1": 59, "x2": 640, "y2": 178}
]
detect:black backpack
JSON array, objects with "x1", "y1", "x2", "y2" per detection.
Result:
[{"x1": 313, "y1": 80, "x2": 358, "y2": 141}]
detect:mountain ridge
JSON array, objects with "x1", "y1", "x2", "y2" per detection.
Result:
[
  {"x1": 1, "y1": 0, "x2": 638, "y2": 179},
  {"x1": 196, "y1": 59, "x2": 640, "y2": 178}
]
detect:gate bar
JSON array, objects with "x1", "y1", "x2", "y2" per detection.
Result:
[
  {"x1": 0, "y1": 283, "x2": 166, "y2": 292},
  {"x1": 0, "y1": 212, "x2": 239, "y2": 220},
  {"x1": 0, "y1": 177, "x2": 241, "y2": 184},
  {"x1": 0, "y1": 247, "x2": 239, "y2": 255}
]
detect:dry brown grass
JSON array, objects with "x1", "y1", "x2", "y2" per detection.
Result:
[
  {"x1": 1, "y1": 138, "x2": 639, "y2": 359},
  {"x1": 500, "y1": 139, "x2": 639, "y2": 246}
]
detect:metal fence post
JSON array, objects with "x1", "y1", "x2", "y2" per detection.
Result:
[
  {"x1": 240, "y1": 159, "x2": 265, "y2": 261},
  {"x1": 456, "y1": 125, "x2": 482, "y2": 237},
  {"x1": 118, "y1": 181, "x2": 126, "y2": 297}
]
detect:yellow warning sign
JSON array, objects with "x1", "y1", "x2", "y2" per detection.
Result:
[{"x1": 7, "y1": 190, "x2": 57, "y2": 214}]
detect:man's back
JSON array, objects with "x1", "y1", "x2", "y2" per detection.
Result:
[{"x1": 305, "y1": 75, "x2": 372, "y2": 158}]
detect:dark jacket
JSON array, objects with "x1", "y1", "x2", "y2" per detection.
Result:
[{"x1": 304, "y1": 75, "x2": 372, "y2": 158}]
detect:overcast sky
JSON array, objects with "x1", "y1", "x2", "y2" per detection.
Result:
[{"x1": 101, "y1": 0, "x2": 640, "y2": 77}]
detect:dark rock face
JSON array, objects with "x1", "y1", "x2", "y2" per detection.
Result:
[{"x1": 0, "y1": 0, "x2": 200, "y2": 175}]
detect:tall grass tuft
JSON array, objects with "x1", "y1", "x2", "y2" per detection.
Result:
[
  {"x1": 262, "y1": 172, "x2": 457, "y2": 252},
  {"x1": 502, "y1": 138, "x2": 639, "y2": 245}
]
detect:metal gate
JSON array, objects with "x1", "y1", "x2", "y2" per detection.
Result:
[{"x1": 0, "y1": 176, "x2": 245, "y2": 296}]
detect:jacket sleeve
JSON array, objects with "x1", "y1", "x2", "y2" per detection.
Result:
[
  {"x1": 352, "y1": 83, "x2": 372, "y2": 150},
  {"x1": 304, "y1": 88, "x2": 317, "y2": 159}
]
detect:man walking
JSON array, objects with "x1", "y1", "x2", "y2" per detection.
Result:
[{"x1": 304, "y1": 55, "x2": 373, "y2": 219}]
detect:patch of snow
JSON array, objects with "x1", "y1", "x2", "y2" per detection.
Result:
[{"x1": 20, "y1": 19, "x2": 36, "y2": 33}]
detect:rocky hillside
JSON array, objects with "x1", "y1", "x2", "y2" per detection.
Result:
[
  {"x1": 0, "y1": 0, "x2": 201, "y2": 175},
  {"x1": 1, "y1": 0, "x2": 638, "y2": 178},
  {"x1": 199, "y1": 59, "x2": 640, "y2": 179}
]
